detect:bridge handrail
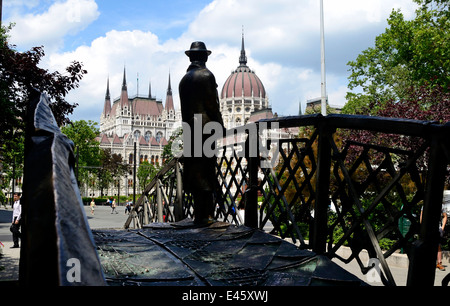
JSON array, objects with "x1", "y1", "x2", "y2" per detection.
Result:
[{"x1": 125, "y1": 114, "x2": 450, "y2": 286}]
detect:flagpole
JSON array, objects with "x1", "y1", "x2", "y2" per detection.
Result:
[{"x1": 320, "y1": 0, "x2": 327, "y2": 116}]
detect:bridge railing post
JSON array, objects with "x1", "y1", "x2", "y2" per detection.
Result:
[
  {"x1": 407, "y1": 130, "x2": 448, "y2": 286},
  {"x1": 244, "y1": 124, "x2": 259, "y2": 228},
  {"x1": 312, "y1": 118, "x2": 332, "y2": 254}
]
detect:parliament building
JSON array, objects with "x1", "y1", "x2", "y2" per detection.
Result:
[
  {"x1": 99, "y1": 69, "x2": 181, "y2": 167},
  {"x1": 96, "y1": 35, "x2": 295, "y2": 197}
]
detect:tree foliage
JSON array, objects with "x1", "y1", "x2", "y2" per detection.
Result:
[
  {"x1": 137, "y1": 160, "x2": 157, "y2": 192},
  {"x1": 61, "y1": 120, "x2": 101, "y2": 193},
  {"x1": 100, "y1": 149, "x2": 129, "y2": 197},
  {"x1": 342, "y1": 0, "x2": 450, "y2": 188},
  {"x1": 61, "y1": 120, "x2": 100, "y2": 167},
  {"x1": 1, "y1": 25, "x2": 87, "y2": 136},
  {"x1": 343, "y1": 0, "x2": 450, "y2": 114},
  {"x1": 1, "y1": 24, "x2": 86, "y2": 197},
  {"x1": 161, "y1": 127, "x2": 183, "y2": 165}
]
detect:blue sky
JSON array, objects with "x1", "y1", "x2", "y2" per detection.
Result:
[
  {"x1": 3, "y1": 0, "x2": 418, "y2": 123},
  {"x1": 68, "y1": 0, "x2": 213, "y2": 48}
]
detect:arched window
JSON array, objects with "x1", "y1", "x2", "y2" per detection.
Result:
[
  {"x1": 134, "y1": 130, "x2": 141, "y2": 141},
  {"x1": 145, "y1": 131, "x2": 152, "y2": 142},
  {"x1": 129, "y1": 153, "x2": 133, "y2": 164},
  {"x1": 156, "y1": 131, "x2": 163, "y2": 143}
]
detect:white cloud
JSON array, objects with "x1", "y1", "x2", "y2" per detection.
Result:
[
  {"x1": 46, "y1": 29, "x2": 182, "y2": 119},
  {"x1": 9, "y1": 0, "x2": 418, "y2": 122},
  {"x1": 7, "y1": 0, "x2": 100, "y2": 52}
]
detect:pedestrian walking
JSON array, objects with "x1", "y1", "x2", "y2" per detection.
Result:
[
  {"x1": 90, "y1": 198, "x2": 96, "y2": 215},
  {"x1": 420, "y1": 193, "x2": 448, "y2": 271},
  {"x1": 10, "y1": 193, "x2": 21, "y2": 248},
  {"x1": 111, "y1": 198, "x2": 118, "y2": 214}
]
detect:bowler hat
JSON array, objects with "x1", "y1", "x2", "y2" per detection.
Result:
[{"x1": 185, "y1": 41, "x2": 212, "y2": 56}]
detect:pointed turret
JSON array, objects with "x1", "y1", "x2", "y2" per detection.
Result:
[
  {"x1": 122, "y1": 66, "x2": 127, "y2": 91},
  {"x1": 165, "y1": 73, "x2": 174, "y2": 112},
  {"x1": 120, "y1": 66, "x2": 129, "y2": 108},
  {"x1": 103, "y1": 77, "x2": 111, "y2": 117}
]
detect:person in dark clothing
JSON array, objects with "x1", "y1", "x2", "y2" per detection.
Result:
[
  {"x1": 179, "y1": 41, "x2": 224, "y2": 225},
  {"x1": 10, "y1": 193, "x2": 22, "y2": 248}
]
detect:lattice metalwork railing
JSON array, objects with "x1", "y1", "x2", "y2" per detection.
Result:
[{"x1": 125, "y1": 114, "x2": 450, "y2": 286}]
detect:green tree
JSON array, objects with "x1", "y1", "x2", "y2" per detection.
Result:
[
  {"x1": 137, "y1": 160, "x2": 157, "y2": 192},
  {"x1": 1, "y1": 23, "x2": 86, "y2": 199},
  {"x1": 100, "y1": 149, "x2": 128, "y2": 197},
  {"x1": 61, "y1": 120, "x2": 101, "y2": 192},
  {"x1": 1, "y1": 24, "x2": 87, "y2": 140},
  {"x1": 343, "y1": 0, "x2": 450, "y2": 114},
  {"x1": 61, "y1": 120, "x2": 100, "y2": 167},
  {"x1": 161, "y1": 127, "x2": 183, "y2": 165},
  {"x1": 1, "y1": 133, "x2": 24, "y2": 203}
]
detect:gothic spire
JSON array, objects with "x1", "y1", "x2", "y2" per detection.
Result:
[
  {"x1": 120, "y1": 66, "x2": 129, "y2": 108},
  {"x1": 103, "y1": 77, "x2": 111, "y2": 117},
  {"x1": 239, "y1": 27, "x2": 247, "y2": 67},
  {"x1": 165, "y1": 72, "x2": 174, "y2": 111},
  {"x1": 105, "y1": 77, "x2": 110, "y2": 100},
  {"x1": 167, "y1": 72, "x2": 172, "y2": 95},
  {"x1": 122, "y1": 66, "x2": 127, "y2": 91}
]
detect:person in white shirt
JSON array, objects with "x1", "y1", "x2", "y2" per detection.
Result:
[
  {"x1": 10, "y1": 192, "x2": 21, "y2": 248},
  {"x1": 420, "y1": 193, "x2": 448, "y2": 271}
]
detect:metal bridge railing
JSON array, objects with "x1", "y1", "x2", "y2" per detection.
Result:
[{"x1": 125, "y1": 114, "x2": 450, "y2": 286}]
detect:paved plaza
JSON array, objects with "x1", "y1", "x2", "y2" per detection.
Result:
[{"x1": 0, "y1": 205, "x2": 448, "y2": 286}]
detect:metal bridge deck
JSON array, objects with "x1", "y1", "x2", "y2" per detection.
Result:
[{"x1": 92, "y1": 220, "x2": 367, "y2": 286}]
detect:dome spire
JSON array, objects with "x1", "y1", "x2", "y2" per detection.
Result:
[{"x1": 239, "y1": 26, "x2": 247, "y2": 67}]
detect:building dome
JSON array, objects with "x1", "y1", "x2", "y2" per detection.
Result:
[
  {"x1": 220, "y1": 34, "x2": 266, "y2": 100},
  {"x1": 220, "y1": 33, "x2": 269, "y2": 129},
  {"x1": 221, "y1": 65, "x2": 266, "y2": 99}
]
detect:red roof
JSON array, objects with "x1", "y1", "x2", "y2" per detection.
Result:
[
  {"x1": 112, "y1": 134, "x2": 122, "y2": 144},
  {"x1": 248, "y1": 108, "x2": 274, "y2": 123},
  {"x1": 100, "y1": 134, "x2": 110, "y2": 144},
  {"x1": 139, "y1": 135, "x2": 147, "y2": 145},
  {"x1": 132, "y1": 98, "x2": 163, "y2": 117},
  {"x1": 221, "y1": 66, "x2": 266, "y2": 99}
]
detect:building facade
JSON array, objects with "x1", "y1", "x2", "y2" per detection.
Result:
[
  {"x1": 220, "y1": 34, "x2": 271, "y2": 129},
  {"x1": 96, "y1": 68, "x2": 181, "y2": 197},
  {"x1": 99, "y1": 68, "x2": 181, "y2": 166},
  {"x1": 95, "y1": 36, "x2": 297, "y2": 198}
]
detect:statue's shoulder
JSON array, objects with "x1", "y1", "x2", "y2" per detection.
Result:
[{"x1": 182, "y1": 67, "x2": 215, "y2": 85}]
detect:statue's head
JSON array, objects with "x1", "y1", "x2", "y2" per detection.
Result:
[{"x1": 185, "y1": 41, "x2": 211, "y2": 62}]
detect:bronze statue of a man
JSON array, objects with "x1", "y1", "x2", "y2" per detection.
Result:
[{"x1": 179, "y1": 41, "x2": 224, "y2": 225}]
